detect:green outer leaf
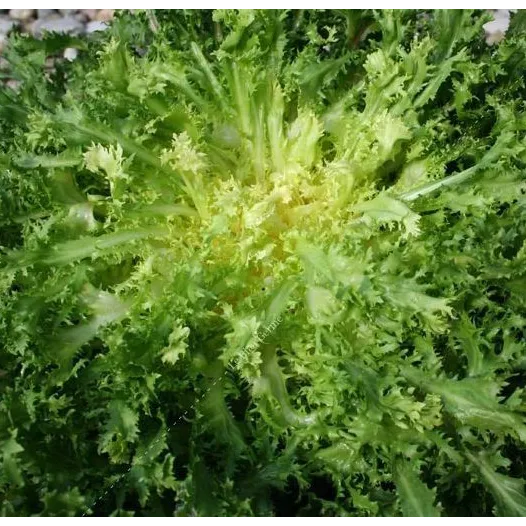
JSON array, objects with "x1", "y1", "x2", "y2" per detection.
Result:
[
  {"x1": 466, "y1": 451, "x2": 526, "y2": 517},
  {"x1": 403, "y1": 369, "x2": 526, "y2": 442},
  {"x1": 264, "y1": 279, "x2": 296, "y2": 325},
  {"x1": 6, "y1": 226, "x2": 170, "y2": 267},
  {"x1": 394, "y1": 460, "x2": 440, "y2": 517},
  {"x1": 14, "y1": 151, "x2": 83, "y2": 169},
  {"x1": 454, "y1": 315, "x2": 486, "y2": 376},
  {"x1": 399, "y1": 131, "x2": 516, "y2": 202}
]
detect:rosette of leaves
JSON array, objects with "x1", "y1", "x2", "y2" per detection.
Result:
[{"x1": 1, "y1": 9, "x2": 525, "y2": 517}]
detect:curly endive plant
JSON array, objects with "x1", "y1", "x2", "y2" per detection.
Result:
[{"x1": 1, "y1": 9, "x2": 526, "y2": 517}]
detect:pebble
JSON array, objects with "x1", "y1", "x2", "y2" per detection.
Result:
[
  {"x1": 75, "y1": 13, "x2": 89, "y2": 23},
  {"x1": 8, "y1": 9, "x2": 34, "y2": 21},
  {"x1": 37, "y1": 9, "x2": 55, "y2": 19},
  {"x1": 32, "y1": 16, "x2": 84, "y2": 38},
  {"x1": 483, "y1": 10, "x2": 511, "y2": 45},
  {"x1": 86, "y1": 21, "x2": 108, "y2": 34},
  {"x1": 83, "y1": 10, "x2": 98, "y2": 21},
  {"x1": 95, "y1": 9, "x2": 114, "y2": 22},
  {"x1": 0, "y1": 17, "x2": 17, "y2": 34},
  {"x1": 63, "y1": 47, "x2": 78, "y2": 61},
  {"x1": 6, "y1": 79, "x2": 21, "y2": 91}
]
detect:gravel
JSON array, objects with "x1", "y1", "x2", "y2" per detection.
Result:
[
  {"x1": 0, "y1": 9, "x2": 114, "y2": 51},
  {"x1": 31, "y1": 15, "x2": 84, "y2": 38},
  {"x1": 0, "y1": 9, "x2": 115, "y2": 80}
]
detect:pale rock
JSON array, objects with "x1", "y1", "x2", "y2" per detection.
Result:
[
  {"x1": 32, "y1": 16, "x2": 84, "y2": 38},
  {"x1": 6, "y1": 79, "x2": 21, "y2": 91},
  {"x1": 0, "y1": 17, "x2": 17, "y2": 34},
  {"x1": 9, "y1": 9, "x2": 34, "y2": 21},
  {"x1": 37, "y1": 9, "x2": 55, "y2": 18},
  {"x1": 95, "y1": 9, "x2": 114, "y2": 22},
  {"x1": 86, "y1": 21, "x2": 108, "y2": 34},
  {"x1": 483, "y1": 9, "x2": 510, "y2": 45},
  {"x1": 63, "y1": 47, "x2": 78, "y2": 61},
  {"x1": 83, "y1": 9, "x2": 98, "y2": 20}
]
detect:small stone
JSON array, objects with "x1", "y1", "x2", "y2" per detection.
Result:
[
  {"x1": 83, "y1": 9, "x2": 98, "y2": 21},
  {"x1": 86, "y1": 21, "x2": 108, "y2": 34},
  {"x1": 0, "y1": 17, "x2": 18, "y2": 34},
  {"x1": 6, "y1": 79, "x2": 21, "y2": 91},
  {"x1": 37, "y1": 9, "x2": 55, "y2": 18},
  {"x1": 485, "y1": 30, "x2": 505, "y2": 46},
  {"x1": 95, "y1": 9, "x2": 114, "y2": 22},
  {"x1": 22, "y1": 21, "x2": 36, "y2": 34},
  {"x1": 58, "y1": 9, "x2": 76, "y2": 15},
  {"x1": 8, "y1": 9, "x2": 34, "y2": 21},
  {"x1": 483, "y1": 11, "x2": 510, "y2": 46},
  {"x1": 133, "y1": 46, "x2": 147, "y2": 58},
  {"x1": 63, "y1": 47, "x2": 78, "y2": 61},
  {"x1": 31, "y1": 16, "x2": 84, "y2": 38}
]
